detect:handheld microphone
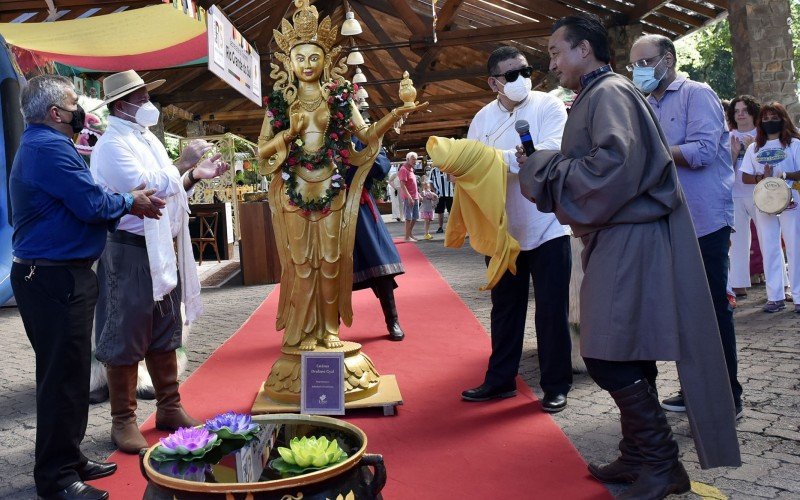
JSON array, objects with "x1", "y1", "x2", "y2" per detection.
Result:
[{"x1": 515, "y1": 120, "x2": 536, "y2": 156}]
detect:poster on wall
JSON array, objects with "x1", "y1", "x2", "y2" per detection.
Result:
[{"x1": 207, "y1": 5, "x2": 262, "y2": 106}]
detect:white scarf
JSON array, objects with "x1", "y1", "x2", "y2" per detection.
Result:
[{"x1": 137, "y1": 131, "x2": 204, "y2": 324}]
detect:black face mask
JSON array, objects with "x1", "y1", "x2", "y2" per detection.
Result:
[
  {"x1": 761, "y1": 120, "x2": 783, "y2": 136},
  {"x1": 55, "y1": 104, "x2": 86, "y2": 134}
]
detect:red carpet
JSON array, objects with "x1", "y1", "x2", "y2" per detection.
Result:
[{"x1": 94, "y1": 242, "x2": 611, "y2": 499}]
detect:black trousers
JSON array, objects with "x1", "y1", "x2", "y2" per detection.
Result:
[
  {"x1": 584, "y1": 358, "x2": 658, "y2": 393},
  {"x1": 698, "y1": 226, "x2": 742, "y2": 406},
  {"x1": 11, "y1": 262, "x2": 97, "y2": 496},
  {"x1": 484, "y1": 235, "x2": 573, "y2": 395}
]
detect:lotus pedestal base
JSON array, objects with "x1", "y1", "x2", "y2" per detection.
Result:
[{"x1": 253, "y1": 341, "x2": 402, "y2": 416}]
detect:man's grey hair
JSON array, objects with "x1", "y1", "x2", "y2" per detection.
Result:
[
  {"x1": 20, "y1": 75, "x2": 74, "y2": 124},
  {"x1": 406, "y1": 151, "x2": 418, "y2": 161}
]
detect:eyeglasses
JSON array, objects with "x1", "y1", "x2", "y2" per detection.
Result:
[
  {"x1": 625, "y1": 55, "x2": 664, "y2": 73},
  {"x1": 491, "y1": 66, "x2": 534, "y2": 82}
]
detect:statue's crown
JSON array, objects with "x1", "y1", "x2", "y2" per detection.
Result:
[{"x1": 274, "y1": 0, "x2": 338, "y2": 54}]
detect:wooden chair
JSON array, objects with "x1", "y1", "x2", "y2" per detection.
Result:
[{"x1": 191, "y1": 210, "x2": 220, "y2": 265}]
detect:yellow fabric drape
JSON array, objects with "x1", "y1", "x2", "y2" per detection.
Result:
[{"x1": 426, "y1": 136, "x2": 520, "y2": 290}]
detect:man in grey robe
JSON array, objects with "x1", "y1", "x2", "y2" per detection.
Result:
[{"x1": 518, "y1": 14, "x2": 740, "y2": 500}]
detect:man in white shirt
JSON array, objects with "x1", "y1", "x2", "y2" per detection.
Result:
[
  {"x1": 90, "y1": 70, "x2": 229, "y2": 454},
  {"x1": 461, "y1": 47, "x2": 573, "y2": 412}
]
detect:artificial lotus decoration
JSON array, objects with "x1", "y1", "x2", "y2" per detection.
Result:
[
  {"x1": 204, "y1": 411, "x2": 260, "y2": 440},
  {"x1": 151, "y1": 426, "x2": 221, "y2": 462},
  {"x1": 270, "y1": 436, "x2": 348, "y2": 475}
]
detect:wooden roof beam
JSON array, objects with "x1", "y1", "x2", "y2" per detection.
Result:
[
  {"x1": 669, "y1": 0, "x2": 718, "y2": 20},
  {"x1": 350, "y1": 1, "x2": 415, "y2": 75},
  {"x1": 385, "y1": 0, "x2": 426, "y2": 35},
  {"x1": 625, "y1": 1, "x2": 670, "y2": 24},
  {"x1": 400, "y1": 119, "x2": 472, "y2": 133},
  {"x1": 409, "y1": 23, "x2": 551, "y2": 50}
]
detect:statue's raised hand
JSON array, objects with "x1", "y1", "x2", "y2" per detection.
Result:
[
  {"x1": 286, "y1": 112, "x2": 307, "y2": 143},
  {"x1": 390, "y1": 101, "x2": 429, "y2": 119}
]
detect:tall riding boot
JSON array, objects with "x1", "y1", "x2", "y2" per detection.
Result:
[
  {"x1": 106, "y1": 364, "x2": 148, "y2": 454},
  {"x1": 145, "y1": 350, "x2": 202, "y2": 431},
  {"x1": 371, "y1": 277, "x2": 404, "y2": 341},
  {"x1": 588, "y1": 434, "x2": 642, "y2": 483},
  {"x1": 614, "y1": 380, "x2": 690, "y2": 500}
]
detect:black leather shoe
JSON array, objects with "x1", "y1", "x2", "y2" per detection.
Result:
[
  {"x1": 388, "y1": 321, "x2": 405, "y2": 341},
  {"x1": 461, "y1": 383, "x2": 517, "y2": 402},
  {"x1": 541, "y1": 393, "x2": 567, "y2": 413},
  {"x1": 77, "y1": 460, "x2": 117, "y2": 481},
  {"x1": 39, "y1": 481, "x2": 109, "y2": 500}
]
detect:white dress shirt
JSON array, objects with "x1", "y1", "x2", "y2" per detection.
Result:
[{"x1": 467, "y1": 91, "x2": 570, "y2": 250}]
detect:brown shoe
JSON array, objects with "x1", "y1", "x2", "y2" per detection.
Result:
[
  {"x1": 145, "y1": 350, "x2": 202, "y2": 431},
  {"x1": 106, "y1": 364, "x2": 148, "y2": 454}
]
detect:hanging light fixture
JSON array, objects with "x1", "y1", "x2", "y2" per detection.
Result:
[
  {"x1": 356, "y1": 87, "x2": 369, "y2": 100},
  {"x1": 352, "y1": 67, "x2": 367, "y2": 84},
  {"x1": 346, "y1": 49, "x2": 364, "y2": 65},
  {"x1": 357, "y1": 97, "x2": 369, "y2": 109},
  {"x1": 341, "y1": 11, "x2": 363, "y2": 36}
]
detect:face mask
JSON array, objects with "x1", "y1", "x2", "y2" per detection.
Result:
[
  {"x1": 632, "y1": 54, "x2": 666, "y2": 93},
  {"x1": 761, "y1": 120, "x2": 783, "y2": 136},
  {"x1": 120, "y1": 101, "x2": 160, "y2": 127},
  {"x1": 56, "y1": 104, "x2": 85, "y2": 134},
  {"x1": 498, "y1": 76, "x2": 532, "y2": 102}
]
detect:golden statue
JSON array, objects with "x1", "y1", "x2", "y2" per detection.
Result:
[{"x1": 256, "y1": 0, "x2": 426, "y2": 403}]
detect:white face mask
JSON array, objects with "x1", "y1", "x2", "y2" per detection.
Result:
[
  {"x1": 498, "y1": 76, "x2": 532, "y2": 102},
  {"x1": 120, "y1": 101, "x2": 160, "y2": 128}
]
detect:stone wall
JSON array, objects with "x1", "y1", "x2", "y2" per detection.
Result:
[
  {"x1": 608, "y1": 23, "x2": 643, "y2": 76},
  {"x1": 729, "y1": 0, "x2": 800, "y2": 122}
]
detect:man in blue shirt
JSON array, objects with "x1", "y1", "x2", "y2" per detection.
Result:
[
  {"x1": 9, "y1": 75, "x2": 164, "y2": 500},
  {"x1": 629, "y1": 36, "x2": 742, "y2": 418}
]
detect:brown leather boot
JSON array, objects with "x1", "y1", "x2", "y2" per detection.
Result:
[
  {"x1": 106, "y1": 364, "x2": 148, "y2": 454},
  {"x1": 145, "y1": 350, "x2": 202, "y2": 431}
]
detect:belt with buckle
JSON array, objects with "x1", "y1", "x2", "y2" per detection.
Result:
[
  {"x1": 12, "y1": 257, "x2": 95, "y2": 268},
  {"x1": 108, "y1": 230, "x2": 147, "y2": 247}
]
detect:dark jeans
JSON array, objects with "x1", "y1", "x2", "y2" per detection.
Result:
[
  {"x1": 698, "y1": 226, "x2": 742, "y2": 406},
  {"x1": 584, "y1": 358, "x2": 658, "y2": 393},
  {"x1": 10, "y1": 262, "x2": 97, "y2": 496},
  {"x1": 484, "y1": 235, "x2": 572, "y2": 395}
]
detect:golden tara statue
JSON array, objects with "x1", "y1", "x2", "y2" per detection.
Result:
[{"x1": 257, "y1": 0, "x2": 426, "y2": 403}]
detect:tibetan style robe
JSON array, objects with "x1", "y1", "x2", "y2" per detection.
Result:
[{"x1": 520, "y1": 72, "x2": 740, "y2": 469}]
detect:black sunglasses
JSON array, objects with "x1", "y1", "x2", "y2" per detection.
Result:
[{"x1": 491, "y1": 66, "x2": 534, "y2": 82}]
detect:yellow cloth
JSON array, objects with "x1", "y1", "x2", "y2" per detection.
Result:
[
  {"x1": 426, "y1": 136, "x2": 520, "y2": 290},
  {"x1": 0, "y1": 5, "x2": 204, "y2": 56}
]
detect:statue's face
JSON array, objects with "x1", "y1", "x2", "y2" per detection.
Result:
[{"x1": 291, "y1": 44, "x2": 325, "y2": 83}]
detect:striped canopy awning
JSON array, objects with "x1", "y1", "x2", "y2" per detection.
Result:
[{"x1": 0, "y1": 4, "x2": 207, "y2": 72}]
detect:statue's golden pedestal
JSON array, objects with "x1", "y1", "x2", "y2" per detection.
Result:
[{"x1": 252, "y1": 341, "x2": 403, "y2": 416}]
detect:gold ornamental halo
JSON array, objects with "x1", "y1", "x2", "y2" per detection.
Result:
[{"x1": 270, "y1": 0, "x2": 346, "y2": 104}]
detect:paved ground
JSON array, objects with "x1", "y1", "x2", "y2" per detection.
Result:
[{"x1": 0, "y1": 217, "x2": 798, "y2": 499}]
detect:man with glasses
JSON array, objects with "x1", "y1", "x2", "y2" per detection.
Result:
[
  {"x1": 629, "y1": 35, "x2": 742, "y2": 420},
  {"x1": 461, "y1": 46, "x2": 573, "y2": 414},
  {"x1": 10, "y1": 74, "x2": 165, "y2": 500}
]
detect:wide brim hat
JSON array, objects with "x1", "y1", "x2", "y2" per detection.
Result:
[{"x1": 89, "y1": 69, "x2": 165, "y2": 112}]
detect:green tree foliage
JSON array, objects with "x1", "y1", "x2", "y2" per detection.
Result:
[
  {"x1": 675, "y1": 0, "x2": 800, "y2": 99},
  {"x1": 675, "y1": 20, "x2": 735, "y2": 99}
]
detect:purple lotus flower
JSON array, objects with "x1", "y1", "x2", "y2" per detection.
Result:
[
  {"x1": 332, "y1": 174, "x2": 343, "y2": 182},
  {"x1": 158, "y1": 427, "x2": 218, "y2": 456},
  {"x1": 204, "y1": 411, "x2": 260, "y2": 438}
]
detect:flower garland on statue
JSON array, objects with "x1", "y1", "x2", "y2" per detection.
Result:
[{"x1": 267, "y1": 80, "x2": 356, "y2": 214}]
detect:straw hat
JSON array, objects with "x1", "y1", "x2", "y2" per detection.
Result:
[{"x1": 89, "y1": 70, "x2": 165, "y2": 112}]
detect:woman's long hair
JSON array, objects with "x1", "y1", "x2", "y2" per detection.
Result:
[{"x1": 755, "y1": 101, "x2": 800, "y2": 150}]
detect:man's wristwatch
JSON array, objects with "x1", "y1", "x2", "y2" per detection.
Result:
[{"x1": 187, "y1": 169, "x2": 197, "y2": 185}]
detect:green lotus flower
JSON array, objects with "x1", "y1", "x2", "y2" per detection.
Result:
[{"x1": 276, "y1": 436, "x2": 346, "y2": 470}]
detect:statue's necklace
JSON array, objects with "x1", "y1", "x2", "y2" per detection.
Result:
[{"x1": 297, "y1": 94, "x2": 324, "y2": 112}]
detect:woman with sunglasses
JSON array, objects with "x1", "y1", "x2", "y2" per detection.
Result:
[{"x1": 740, "y1": 102, "x2": 800, "y2": 313}]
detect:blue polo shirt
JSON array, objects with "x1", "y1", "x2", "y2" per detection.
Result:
[{"x1": 10, "y1": 124, "x2": 126, "y2": 260}]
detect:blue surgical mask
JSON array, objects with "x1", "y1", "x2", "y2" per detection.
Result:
[{"x1": 632, "y1": 54, "x2": 666, "y2": 93}]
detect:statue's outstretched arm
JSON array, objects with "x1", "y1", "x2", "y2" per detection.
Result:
[{"x1": 350, "y1": 101, "x2": 429, "y2": 146}]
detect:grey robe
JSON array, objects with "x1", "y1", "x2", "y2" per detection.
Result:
[{"x1": 520, "y1": 72, "x2": 740, "y2": 469}]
